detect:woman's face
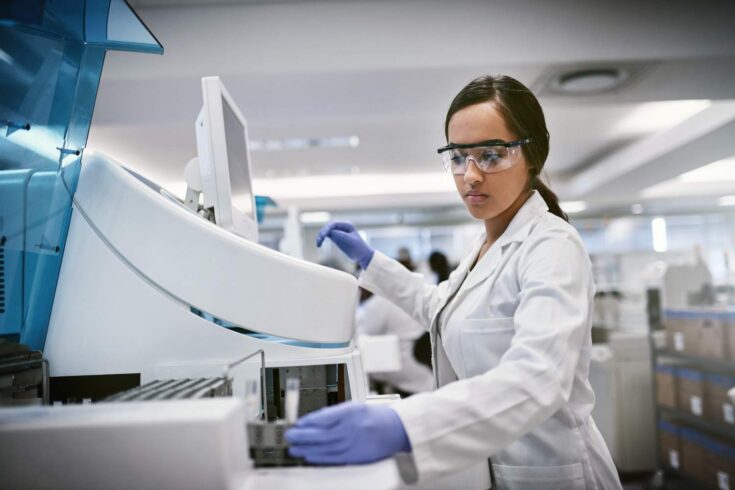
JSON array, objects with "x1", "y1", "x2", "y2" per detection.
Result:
[{"x1": 447, "y1": 101, "x2": 530, "y2": 221}]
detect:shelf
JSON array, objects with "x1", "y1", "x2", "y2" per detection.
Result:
[
  {"x1": 654, "y1": 350, "x2": 735, "y2": 374},
  {"x1": 658, "y1": 406, "x2": 735, "y2": 440},
  {"x1": 660, "y1": 467, "x2": 717, "y2": 490}
]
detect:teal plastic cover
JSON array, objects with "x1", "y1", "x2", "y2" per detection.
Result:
[{"x1": 0, "y1": 0, "x2": 162, "y2": 350}]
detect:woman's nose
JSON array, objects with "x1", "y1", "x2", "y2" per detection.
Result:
[{"x1": 463, "y1": 159, "x2": 483, "y2": 184}]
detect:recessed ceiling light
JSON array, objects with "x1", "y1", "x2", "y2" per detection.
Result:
[
  {"x1": 554, "y1": 68, "x2": 628, "y2": 94},
  {"x1": 718, "y1": 195, "x2": 735, "y2": 207},
  {"x1": 631, "y1": 204, "x2": 644, "y2": 215}
]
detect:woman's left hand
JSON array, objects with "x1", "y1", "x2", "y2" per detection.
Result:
[{"x1": 285, "y1": 402, "x2": 411, "y2": 464}]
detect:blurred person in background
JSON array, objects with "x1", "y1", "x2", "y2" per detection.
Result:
[
  {"x1": 412, "y1": 249, "x2": 457, "y2": 368},
  {"x1": 428, "y1": 250, "x2": 453, "y2": 283},
  {"x1": 356, "y1": 287, "x2": 433, "y2": 397},
  {"x1": 396, "y1": 246, "x2": 415, "y2": 271}
]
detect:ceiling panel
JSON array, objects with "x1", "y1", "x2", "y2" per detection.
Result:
[{"x1": 88, "y1": 0, "x2": 735, "y2": 214}]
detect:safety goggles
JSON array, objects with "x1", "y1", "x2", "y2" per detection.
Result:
[{"x1": 437, "y1": 138, "x2": 532, "y2": 175}]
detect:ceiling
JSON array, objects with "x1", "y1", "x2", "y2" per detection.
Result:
[{"x1": 88, "y1": 0, "x2": 735, "y2": 218}]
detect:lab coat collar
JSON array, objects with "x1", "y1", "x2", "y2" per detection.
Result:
[
  {"x1": 496, "y1": 190, "x2": 548, "y2": 248},
  {"x1": 457, "y1": 191, "x2": 548, "y2": 294}
]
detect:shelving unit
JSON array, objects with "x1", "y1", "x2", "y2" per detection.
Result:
[
  {"x1": 657, "y1": 406, "x2": 735, "y2": 440},
  {"x1": 655, "y1": 349, "x2": 735, "y2": 373},
  {"x1": 649, "y1": 313, "x2": 735, "y2": 490}
]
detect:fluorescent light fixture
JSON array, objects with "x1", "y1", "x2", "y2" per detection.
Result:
[
  {"x1": 163, "y1": 172, "x2": 455, "y2": 202},
  {"x1": 560, "y1": 201, "x2": 587, "y2": 214},
  {"x1": 253, "y1": 172, "x2": 455, "y2": 199},
  {"x1": 630, "y1": 203, "x2": 644, "y2": 215},
  {"x1": 300, "y1": 211, "x2": 331, "y2": 224},
  {"x1": 651, "y1": 217, "x2": 668, "y2": 252},
  {"x1": 678, "y1": 156, "x2": 735, "y2": 183},
  {"x1": 639, "y1": 181, "x2": 673, "y2": 198},
  {"x1": 613, "y1": 100, "x2": 711, "y2": 137},
  {"x1": 250, "y1": 136, "x2": 359, "y2": 152},
  {"x1": 718, "y1": 195, "x2": 735, "y2": 207},
  {"x1": 640, "y1": 155, "x2": 735, "y2": 198}
]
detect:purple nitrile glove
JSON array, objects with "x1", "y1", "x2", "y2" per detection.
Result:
[
  {"x1": 285, "y1": 402, "x2": 411, "y2": 465},
  {"x1": 316, "y1": 221, "x2": 374, "y2": 269}
]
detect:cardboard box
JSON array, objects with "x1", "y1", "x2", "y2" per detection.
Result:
[
  {"x1": 664, "y1": 310, "x2": 687, "y2": 353},
  {"x1": 706, "y1": 373, "x2": 735, "y2": 425},
  {"x1": 701, "y1": 311, "x2": 727, "y2": 359},
  {"x1": 705, "y1": 440, "x2": 735, "y2": 490},
  {"x1": 678, "y1": 368, "x2": 705, "y2": 417},
  {"x1": 664, "y1": 309, "x2": 701, "y2": 355},
  {"x1": 658, "y1": 420, "x2": 681, "y2": 471},
  {"x1": 683, "y1": 310, "x2": 704, "y2": 357},
  {"x1": 656, "y1": 365, "x2": 677, "y2": 409},
  {"x1": 724, "y1": 310, "x2": 735, "y2": 362},
  {"x1": 680, "y1": 428, "x2": 709, "y2": 482}
]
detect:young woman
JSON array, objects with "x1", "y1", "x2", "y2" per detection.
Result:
[{"x1": 286, "y1": 75, "x2": 622, "y2": 490}]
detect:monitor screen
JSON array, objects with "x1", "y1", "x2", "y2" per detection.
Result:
[{"x1": 222, "y1": 96, "x2": 254, "y2": 219}]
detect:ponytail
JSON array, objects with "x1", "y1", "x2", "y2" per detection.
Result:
[{"x1": 532, "y1": 175, "x2": 568, "y2": 222}]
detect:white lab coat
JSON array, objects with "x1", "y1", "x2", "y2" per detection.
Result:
[
  {"x1": 359, "y1": 192, "x2": 621, "y2": 490},
  {"x1": 357, "y1": 295, "x2": 434, "y2": 394}
]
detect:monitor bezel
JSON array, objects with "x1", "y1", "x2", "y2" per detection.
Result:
[{"x1": 195, "y1": 76, "x2": 258, "y2": 242}]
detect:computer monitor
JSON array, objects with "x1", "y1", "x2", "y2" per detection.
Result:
[{"x1": 195, "y1": 76, "x2": 258, "y2": 242}]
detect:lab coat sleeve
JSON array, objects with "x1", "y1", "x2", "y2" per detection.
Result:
[
  {"x1": 391, "y1": 230, "x2": 593, "y2": 480},
  {"x1": 359, "y1": 251, "x2": 451, "y2": 329}
]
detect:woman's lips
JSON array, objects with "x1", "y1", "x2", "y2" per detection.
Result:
[{"x1": 465, "y1": 192, "x2": 488, "y2": 204}]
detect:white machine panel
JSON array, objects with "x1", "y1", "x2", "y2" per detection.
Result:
[
  {"x1": 0, "y1": 399, "x2": 250, "y2": 490},
  {"x1": 0, "y1": 399, "x2": 408, "y2": 490},
  {"x1": 62, "y1": 152, "x2": 356, "y2": 344}
]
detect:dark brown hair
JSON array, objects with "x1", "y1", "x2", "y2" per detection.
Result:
[{"x1": 444, "y1": 75, "x2": 568, "y2": 222}]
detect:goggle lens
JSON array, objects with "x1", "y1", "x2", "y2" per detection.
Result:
[{"x1": 442, "y1": 145, "x2": 518, "y2": 175}]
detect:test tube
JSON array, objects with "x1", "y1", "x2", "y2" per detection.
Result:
[{"x1": 285, "y1": 377, "x2": 301, "y2": 424}]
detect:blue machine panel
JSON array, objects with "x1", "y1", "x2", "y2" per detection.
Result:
[
  {"x1": 0, "y1": 0, "x2": 162, "y2": 350},
  {"x1": 0, "y1": 170, "x2": 33, "y2": 340}
]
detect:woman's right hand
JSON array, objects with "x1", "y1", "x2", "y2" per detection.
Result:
[{"x1": 316, "y1": 221, "x2": 374, "y2": 269}]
